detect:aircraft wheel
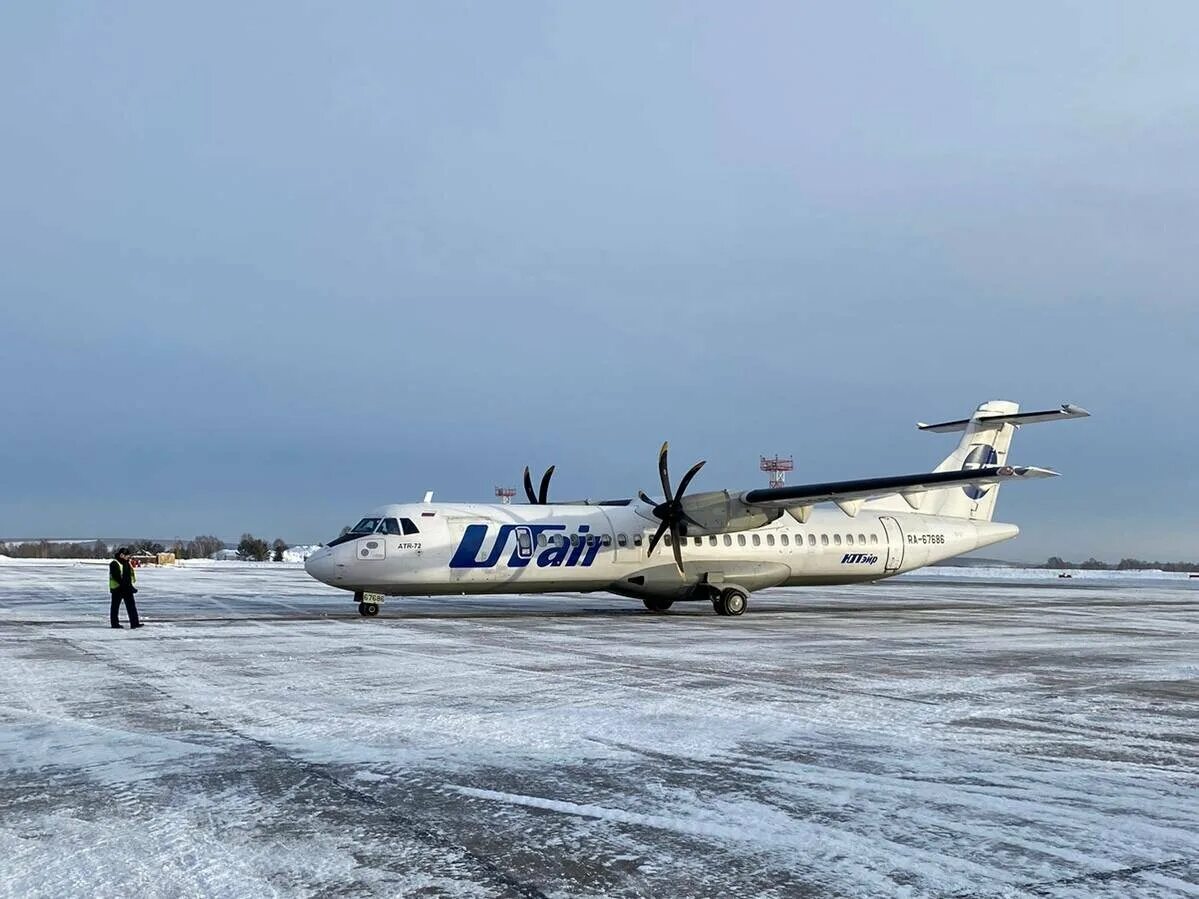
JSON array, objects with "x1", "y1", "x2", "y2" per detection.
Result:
[
  {"x1": 357, "y1": 602, "x2": 367, "y2": 616},
  {"x1": 642, "y1": 597, "x2": 673, "y2": 612},
  {"x1": 719, "y1": 588, "x2": 748, "y2": 617},
  {"x1": 712, "y1": 599, "x2": 725, "y2": 616},
  {"x1": 362, "y1": 602, "x2": 380, "y2": 617}
]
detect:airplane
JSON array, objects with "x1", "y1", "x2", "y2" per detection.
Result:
[{"x1": 305, "y1": 401, "x2": 1088, "y2": 618}]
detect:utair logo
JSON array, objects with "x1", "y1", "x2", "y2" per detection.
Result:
[
  {"x1": 449, "y1": 523, "x2": 604, "y2": 570},
  {"x1": 961, "y1": 444, "x2": 998, "y2": 500},
  {"x1": 841, "y1": 553, "x2": 878, "y2": 565}
]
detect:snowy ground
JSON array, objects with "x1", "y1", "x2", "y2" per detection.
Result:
[{"x1": 0, "y1": 559, "x2": 1196, "y2": 898}]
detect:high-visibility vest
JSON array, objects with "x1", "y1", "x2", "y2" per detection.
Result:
[{"x1": 109, "y1": 560, "x2": 137, "y2": 591}]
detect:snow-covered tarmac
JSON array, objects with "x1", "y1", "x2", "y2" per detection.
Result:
[{"x1": 1, "y1": 559, "x2": 1196, "y2": 898}]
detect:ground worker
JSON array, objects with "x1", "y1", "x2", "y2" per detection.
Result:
[{"x1": 108, "y1": 547, "x2": 143, "y2": 629}]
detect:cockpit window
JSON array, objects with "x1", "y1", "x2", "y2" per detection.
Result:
[
  {"x1": 401, "y1": 518, "x2": 420, "y2": 535},
  {"x1": 379, "y1": 518, "x2": 403, "y2": 535},
  {"x1": 326, "y1": 517, "x2": 383, "y2": 547}
]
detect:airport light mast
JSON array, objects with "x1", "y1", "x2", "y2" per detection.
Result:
[
  {"x1": 495, "y1": 486, "x2": 517, "y2": 505},
  {"x1": 759, "y1": 455, "x2": 794, "y2": 490}
]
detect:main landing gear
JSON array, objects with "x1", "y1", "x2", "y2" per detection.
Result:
[
  {"x1": 640, "y1": 586, "x2": 749, "y2": 616},
  {"x1": 711, "y1": 586, "x2": 748, "y2": 617},
  {"x1": 354, "y1": 591, "x2": 381, "y2": 617}
]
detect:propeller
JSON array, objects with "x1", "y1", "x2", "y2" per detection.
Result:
[
  {"x1": 522, "y1": 465, "x2": 556, "y2": 504},
  {"x1": 639, "y1": 442, "x2": 706, "y2": 576}
]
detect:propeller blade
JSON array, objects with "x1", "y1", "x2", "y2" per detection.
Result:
[
  {"x1": 674, "y1": 459, "x2": 706, "y2": 500},
  {"x1": 638, "y1": 490, "x2": 656, "y2": 506},
  {"x1": 522, "y1": 467, "x2": 538, "y2": 504},
  {"x1": 646, "y1": 518, "x2": 670, "y2": 558},
  {"x1": 657, "y1": 441, "x2": 673, "y2": 503},
  {"x1": 538, "y1": 465, "x2": 556, "y2": 504},
  {"x1": 670, "y1": 522, "x2": 685, "y2": 576}
]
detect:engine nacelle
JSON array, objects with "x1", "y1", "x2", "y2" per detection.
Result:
[{"x1": 675, "y1": 490, "x2": 782, "y2": 535}]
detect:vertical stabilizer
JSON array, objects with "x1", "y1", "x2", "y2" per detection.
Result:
[{"x1": 925, "y1": 400, "x2": 1020, "y2": 521}]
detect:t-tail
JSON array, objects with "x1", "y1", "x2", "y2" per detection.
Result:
[{"x1": 915, "y1": 401, "x2": 1089, "y2": 521}]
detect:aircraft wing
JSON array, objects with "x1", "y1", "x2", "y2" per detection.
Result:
[{"x1": 741, "y1": 465, "x2": 1057, "y2": 512}]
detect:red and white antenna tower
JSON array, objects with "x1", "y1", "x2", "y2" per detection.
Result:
[
  {"x1": 495, "y1": 486, "x2": 517, "y2": 504},
  {"x1": 759, "y1": 455, "x2": 794, "y2": 490}
]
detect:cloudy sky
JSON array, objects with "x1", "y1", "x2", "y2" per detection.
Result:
[{"x1": 1, "y1": 3, "x2": 1195, "y2": 560}]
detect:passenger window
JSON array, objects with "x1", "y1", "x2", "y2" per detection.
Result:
[
  {"x1": 870, "y1": 534, "x2": 879, "y2": 544},
  {"x1": 766, "y1": 534, "x2": 775, "y2": 546},
  {"x1": 401, "y1": 518, "x2": 420, "y2": 535},
  {"x1": 737, "y1": 534, "x2": 746, "y2": 546},
  {"x1": 634, "y1": 534, "x2": 643, "y2": 547},
  {"x1": 723, "y1": 535, "x2": 732, "y2": 546},
  {"x1": 780, "y1": 534, "x2": 789, "y2": 546},
  {"x1": 846, "y1": 534, "x2": 854, "y2": 546},
  {"x1": 821, "y1": 534, "x2": 829, "y2": 546},
  {"x1": 692, "y1": 536, "x2": 701, "y2": 546},
  {"x1": 570, "y1": 534, "x2": 580, "y2": 547},
  {"x1": 537, "y1": 533, "x2": 547, "y2": 548},
  {"x1": 834, "y1": 534, "x2": 842, "y2": 546},
  {"x1": 708, "y1": 535, "x2": 717, "y2": 546},
  {"x1": 752, "y1": 534, "x2": 761, "y2": 546},
  {"x1": 617, "y1": 534, "x2": 627, "y2": 547},
  {"x1": 859, "y1": 533, "x2": 866, "y2": 544},
  {"x1": 665, "y1": 534, "x2": 672, "y2": 546},
  {"x1": 602, "y1": 534, "x2": 612, "y2": 547}
]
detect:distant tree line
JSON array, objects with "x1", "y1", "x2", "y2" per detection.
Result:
[
  {"x1": 1045, "y1": 556, "x2": 1198, "y2": 572},
  {"x1": 234, "y1": 534, "x2": 290, "y2": 562},
  {"x1": 0, "y1": 539, "x2": 113, "y2": 559},
  {"x1": 1, "y1": 534, "x2": 292, "y2": 562}
]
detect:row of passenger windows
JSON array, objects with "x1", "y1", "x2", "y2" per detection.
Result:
[
  {"x1": 532, "y1": 531, "x2": 879, "y2": 549},
  {"x1": 659, "y1": 532, "x2": 880, "y2": 548}
]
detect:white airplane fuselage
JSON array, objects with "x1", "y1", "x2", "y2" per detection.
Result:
[
  {"x1": 304, "y1": 400, "x2": 1085, "y2": 615},
  {"x1": 304, "y1": 501, "x2": 1018, "y2": 601}
]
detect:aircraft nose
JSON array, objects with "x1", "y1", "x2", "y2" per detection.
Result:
[{"x1": 305, "y1": 547, "x2": 336, "y2": 584}]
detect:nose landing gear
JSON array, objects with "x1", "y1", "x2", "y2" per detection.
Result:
[{"x1": 354, "y1": 591, "x2": 382, "y2": 617}]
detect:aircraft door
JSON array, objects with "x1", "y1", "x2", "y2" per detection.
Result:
[
  {"x1": 513, "y1": 526, "x2": 534, "y2": 562},
  {"x1": 879, "y1": 516, "x2": 904, "y2": 572}
]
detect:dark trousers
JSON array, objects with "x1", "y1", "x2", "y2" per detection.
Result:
[{"x1": 110, "y1": 589, "x2": 140, "y2": 627}]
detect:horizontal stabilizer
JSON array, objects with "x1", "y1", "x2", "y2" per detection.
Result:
[
  {"x1": 917, "y1": 403, "x2": 1089, "y2": 433},
  {"x1": 742, "y1": 465, "x2": 1057, "y2": 510}
]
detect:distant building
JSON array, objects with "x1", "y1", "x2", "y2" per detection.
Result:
[
  {"x1": 211, "y1": 549, "x2": 240, "y2": 561},
  {"x1": 128, "y1": 551, "x2": 176, "y2": 567}
]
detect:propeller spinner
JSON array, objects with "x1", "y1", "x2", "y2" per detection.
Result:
[{"x1": 639, "y1": 442, "x2": 706, "y2": 577}]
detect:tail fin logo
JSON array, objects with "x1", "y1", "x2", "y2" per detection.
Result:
[{"x1": 961, "y1": 445, "x2": 998, "y2": 500}]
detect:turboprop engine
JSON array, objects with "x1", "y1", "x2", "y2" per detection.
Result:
[
  {"x1": 636, "y1": 442, "x2": 784, "y2": 574},
  {"x1": 673, "y1": 489, "x2": 783, "y2": 534}
]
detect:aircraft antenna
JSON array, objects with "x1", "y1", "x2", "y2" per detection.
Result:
[
  {"x1": 759, "y1": 455, "x2": 794, "y2": 490},
  {"x1": 495, "y1": 486, "x2": 517, "y2": 505}
]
